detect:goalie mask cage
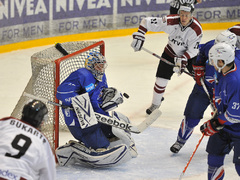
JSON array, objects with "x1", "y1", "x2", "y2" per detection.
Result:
[{"x1": 11, "y1": 40, "x2": 105, "y2": 151}]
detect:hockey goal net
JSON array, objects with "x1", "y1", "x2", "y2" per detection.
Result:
[{"x1": 11, "y1": 40, "x2": 105, "y2": 151}]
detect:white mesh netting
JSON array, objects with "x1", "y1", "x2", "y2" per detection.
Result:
[{"x1": 11, "y1": 41, "x2": 105, "y2": 150}]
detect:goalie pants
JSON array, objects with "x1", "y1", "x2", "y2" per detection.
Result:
[{"x1": 63, "y1": 109, "x2": 115, "y2": 149}]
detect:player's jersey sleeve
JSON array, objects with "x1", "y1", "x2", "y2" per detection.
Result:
[
  {"x1": 216, "y1": 67, "x2": 240, "y2": 125},
  {"x1": 142, "y1": 15, "x2": 177, "y2": 34},
  {"x1": 195, "y1": 40, "x2": 215, "y2": 66},
  {"x1": 38, "y1": 139, "x2": 56, "y2": 180}
]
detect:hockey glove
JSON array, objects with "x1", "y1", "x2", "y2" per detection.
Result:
[
  {"x1": 100, "y1": 87, "x2": 123, "y2": 112},
  {"x1": 173, "y1": 57, "x2": 188, "y2": 76},
  {"x1": 200, "y1": 118, "x2": 224, "y2": 136},
  {"x1": 131, "y1": 25, "x2": 147, "y2": 51},
  {"x1": 192, "y1": 65, "x2": 205, "y2": 86}
]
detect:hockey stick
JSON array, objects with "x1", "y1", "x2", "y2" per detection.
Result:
[
  {"x1": 55, "y1": 43, "x2": 69, "y2": 56},
  {"x1": 200, "y1": 78, "x2": 216, "y2": 112},
  {"x1": 179, "y1": 109, "x2": 218, "y2": 179},
  {"x1": 23, "y1": 92, "x2": 161, "y2": 134},
  {"x1": 141, "y1": 47, "x2": 193, "y2": 77},
  {"x1": 179, "y1": 133, "x2": 204, "y2": 180}
]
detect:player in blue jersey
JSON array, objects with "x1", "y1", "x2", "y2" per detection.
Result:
[
  {"x1": 200, "y1": 42, "x2": 240, "y2": 179},
  {"x1": 170, "y1": 30, "x2": 238, "y2": 153},
  {"x1": 55, "y1": 51, "x2": 137, "y2": 167}
]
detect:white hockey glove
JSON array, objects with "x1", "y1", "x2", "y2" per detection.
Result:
[
  {"x1": 173, "y1": 57, "x2": 188, "y2": 76},
  {"x1": 100, "y1": 87, "x2": 123, "y2": 112},
  {"x1": 131, "y1": 32, "x2": 145, "y2": 51}
]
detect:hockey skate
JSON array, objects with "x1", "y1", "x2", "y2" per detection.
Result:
[
  {"x1": 146, "y1": 104, "x2": 160, "y2": 115},
  {"x1": 170, "y1": 141, "x2": 185, "y2": 153}
]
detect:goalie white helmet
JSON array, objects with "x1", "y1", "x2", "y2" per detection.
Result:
[
  {"x1": 85, "y1": 51, "x2": 107, "y2": 82},
  {"x1": 209, "y1": 43, "x2": 235, "y2": 72},
  {"x1": 215, "y1": 30, "x2": 237, "y2": 49}
]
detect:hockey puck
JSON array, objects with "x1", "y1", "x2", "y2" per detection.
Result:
[{"x1": 123, "y1": 93, "x2": 129, "y2": 99}]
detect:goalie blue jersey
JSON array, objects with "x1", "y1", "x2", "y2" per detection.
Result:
[
  {"x1": 214, "y1": 59, "x2": 240, "y2": 136},
  {"x1": 56, "y1": 68, "x2": 108, "y2": 126}
]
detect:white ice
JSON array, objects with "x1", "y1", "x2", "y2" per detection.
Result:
[{"x1": 0, "y1": 30, "x2": 239, "y2": 179}]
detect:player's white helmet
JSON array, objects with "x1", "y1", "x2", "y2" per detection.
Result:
[
  {"x1": 85, "y1": 51, "x2": 107, "y2": 82},
  {"x1": 215, "y1": 30, "x2": 237, "y2": 49},
  {"x1": 209, "y1": 43, "x2": 235, "y2": 72},
  {"x1": 179, "y1": 3, "x2": 195, "y2": 13}
]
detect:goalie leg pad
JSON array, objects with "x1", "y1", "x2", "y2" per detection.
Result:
[
  {"x1": 56, "y1": 143, "x2": 76, "y2": 166},
  {"x1": 111, "y1": 111, "x2": 138, "y2": 158},
  {"x1": 70, "y1": 140, "x2": 132, "y2": 168}
]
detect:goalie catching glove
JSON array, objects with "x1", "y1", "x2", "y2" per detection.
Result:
[{"x1": 100, "y1": 87, "x2": 124, "y2": 112}]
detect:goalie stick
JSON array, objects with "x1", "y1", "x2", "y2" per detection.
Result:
[{"x1": 23, "y1": 92, "x2": 161, "y2": 134}]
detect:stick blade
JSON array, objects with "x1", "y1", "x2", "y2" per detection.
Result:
[{"x1": 136, "y1": 109, "x2": 162, "y2": 133}]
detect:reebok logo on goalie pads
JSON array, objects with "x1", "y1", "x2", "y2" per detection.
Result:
[{"x1": 95, "y1": 113, "x2": 132, "y2": 131}]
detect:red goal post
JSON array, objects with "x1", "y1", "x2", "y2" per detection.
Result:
[{"x1": 11, "y1": 40, "x2": 105, "y2": 151}]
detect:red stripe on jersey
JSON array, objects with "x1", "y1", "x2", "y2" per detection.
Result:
[
  {"x1": 166, "y1": 15, "x2": 180, "y2": 26},
  {"x1": 182, "y1": 52, "x2": 191, "y2": 59},
  {"x1": 165, "y1": 44, "x2": 177, "y2": 58},
  {"x1": 189, "y1": 17, "x2": 202, "y2": 36}
]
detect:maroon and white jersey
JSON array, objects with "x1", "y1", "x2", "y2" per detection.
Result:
[
  {"x1": 0, "y1": 117, "x2": 56, "y2": 180},
  {"x1": 141, "y1": 15, "x2": 202, "y2": 60},
  {"x1": 229, "y1": 24, "x2": 240, "y2": 49}
]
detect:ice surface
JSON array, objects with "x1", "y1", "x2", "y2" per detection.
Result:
[{"x1": 1, "y1": 30, "x2": 239, "y2": 179}]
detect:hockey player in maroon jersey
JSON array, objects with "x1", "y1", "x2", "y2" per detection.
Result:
[
  {"x1": 0, "y1": 100, "x2": 56, "y2": 180},
  {"x1": 131, "y1": 3, "x2": 203, "y2": 115}
]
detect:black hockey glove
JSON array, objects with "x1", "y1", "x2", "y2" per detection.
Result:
[{"x1": 200, "y1": 117, "x2": 224, "y2": 136}]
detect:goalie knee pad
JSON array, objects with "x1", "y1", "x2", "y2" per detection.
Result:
[
  {"x1": 111, "y1": 111, "x2": 138, "y2": 158},
  {"x1": 100, "y1": 87, "x2": 123, "y2": 112},
  {"x1": 56, "y1": 140, "x2": 133, "y2": 168}
]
